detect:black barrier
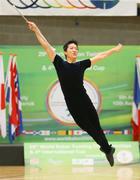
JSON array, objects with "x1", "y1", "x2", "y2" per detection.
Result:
[{"x1": 0, "y1": 144, "x2": 24, "y2": 166}]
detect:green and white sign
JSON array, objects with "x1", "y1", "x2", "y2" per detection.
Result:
[
  {"x1": 0, "y1": 45, "x2": 139, "y2": 143},
  {"x1": 24, "y1": 141, "x2": 140, "y2": 168}
]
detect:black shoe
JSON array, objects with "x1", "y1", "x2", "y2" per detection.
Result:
[{"x1": 100, "y1": 146, "x2": 115, "y2": 167}]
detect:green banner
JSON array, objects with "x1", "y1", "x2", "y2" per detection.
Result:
[
  {"x1": 0, "y1": 45, "x2": 139, "y2": 143},
  {"x1": 24, "y1": 141, "x2": 139, "y2": 168}
]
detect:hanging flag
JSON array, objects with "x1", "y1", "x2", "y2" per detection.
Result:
[
  {"x1": 0, "y1": 53, "x2": 6, "y2": 138},
  {"x1": 131, "y1": 57, "x2": 140, "y2": 141},
  {"x1": 6, "y1": 54, "x2": 23, "y2": 143},
  {"x1": 6, "y1": 55, "x2": 14, "y2": 142},
  {"x1": 13, "y1": 56, "x2": 23, "y2": 137},
  {"x1": 5, "y1": 54, "x2": 13, "y2": 103}
]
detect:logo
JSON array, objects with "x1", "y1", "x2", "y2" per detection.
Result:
[
  {"x1": 90, "y1": 0, "x2": 119, "y2": 9},
  {"x1": 46, "y1": 79, "x2": 101, "y2": 126},
  {"x1": 72, "y1": 158, "x2": 94, "y2": 165},
  {"x1": 116, "y1": 150, "x2": 133, "y2": 164},
  {"x1": 7, "y1": 0, "x2": 119, "y2": 9}
]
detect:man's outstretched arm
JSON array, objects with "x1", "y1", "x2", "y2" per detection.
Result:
[
  {"x1": 27, "y1": 21, "x2": 56, "y2": 62},
  {"x1": 90, "y1": 44, "x2": 123, "y2": 65}
]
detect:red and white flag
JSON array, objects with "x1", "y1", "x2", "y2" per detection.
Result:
[
  {"x1": 0, "y1": 53, "x2": 6, "y2": 138},
  {"x1": 6, "y1": 55, "x2": 23, "y2": 143}
]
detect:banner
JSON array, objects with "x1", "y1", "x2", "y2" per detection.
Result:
[
  {"x1": 24, "y1": 141, "x2": 140, "y2": 169},
  {"x1": 0, "y1": 45, "x2": 139, "y2": 143},
  {"x1": 0, "y1": 0, "x2": 137, "y2": 16}
]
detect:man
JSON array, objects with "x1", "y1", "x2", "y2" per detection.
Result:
[{"x1": 27, "y1": 21, "x2": 122, "y2": 166}]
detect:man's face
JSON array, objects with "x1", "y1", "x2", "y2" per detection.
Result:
[{"x1": 64, "y1": 43, "x2": 78, "y2": 62}]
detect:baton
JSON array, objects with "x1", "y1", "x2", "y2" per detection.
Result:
[{"x1": 12, "y1": 5, "x2": 28, "y2": 23}]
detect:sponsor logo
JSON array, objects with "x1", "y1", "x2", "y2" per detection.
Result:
[
  {"x1": 116, "y1": 150, "x2": 133, "y2": 164},
  {"x1": 72, "y1": 158, "x2": 94, "y2": 165}
]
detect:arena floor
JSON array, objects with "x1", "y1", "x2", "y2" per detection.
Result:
[{"x1": 0, "y1": 163, "x2": 140, "y2": 180}]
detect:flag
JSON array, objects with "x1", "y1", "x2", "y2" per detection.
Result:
[
  {"x1": 131, "y1": 60, "x2": 140, "y2": 141},
  {"x1": 57, "y1": 130, "x2": 66, "y2": 136},
  {"x1": 6, "y1": 55, "x2": 23, "y2": 143},
  {"x1": 5, "y1": 54, "x2": 13, "y2": 103},
  {"x1": 0, "y1": 53, "x2": 6, "y2": 138}
]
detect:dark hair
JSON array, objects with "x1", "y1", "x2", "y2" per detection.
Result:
[{"x1": 63, "y1": 40, "x2": 78, "y2": 52}]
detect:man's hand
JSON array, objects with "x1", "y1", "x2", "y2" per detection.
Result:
[
  {"x1": 27, "y1": 21, "x2": 39, "y2": 33},
  {"x1": 114, "y1": 43, "x2": 123, "y2": 52}
]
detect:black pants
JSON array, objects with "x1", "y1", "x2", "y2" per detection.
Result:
[{"x1": 65, "y1": 93, "x2": 111, "y2": 154}]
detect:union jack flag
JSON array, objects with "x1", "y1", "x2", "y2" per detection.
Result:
[{"x1": 6, "y1": 54, "x2": 23, "y2": 143}]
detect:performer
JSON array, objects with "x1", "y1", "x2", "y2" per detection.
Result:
[{"x1": 27, "y1": 21, "x2": 122, "y2": 166}]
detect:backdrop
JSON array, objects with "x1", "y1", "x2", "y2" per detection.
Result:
[{"x1": 0, "y1": 45, "x2": 139, "y2": 143}]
